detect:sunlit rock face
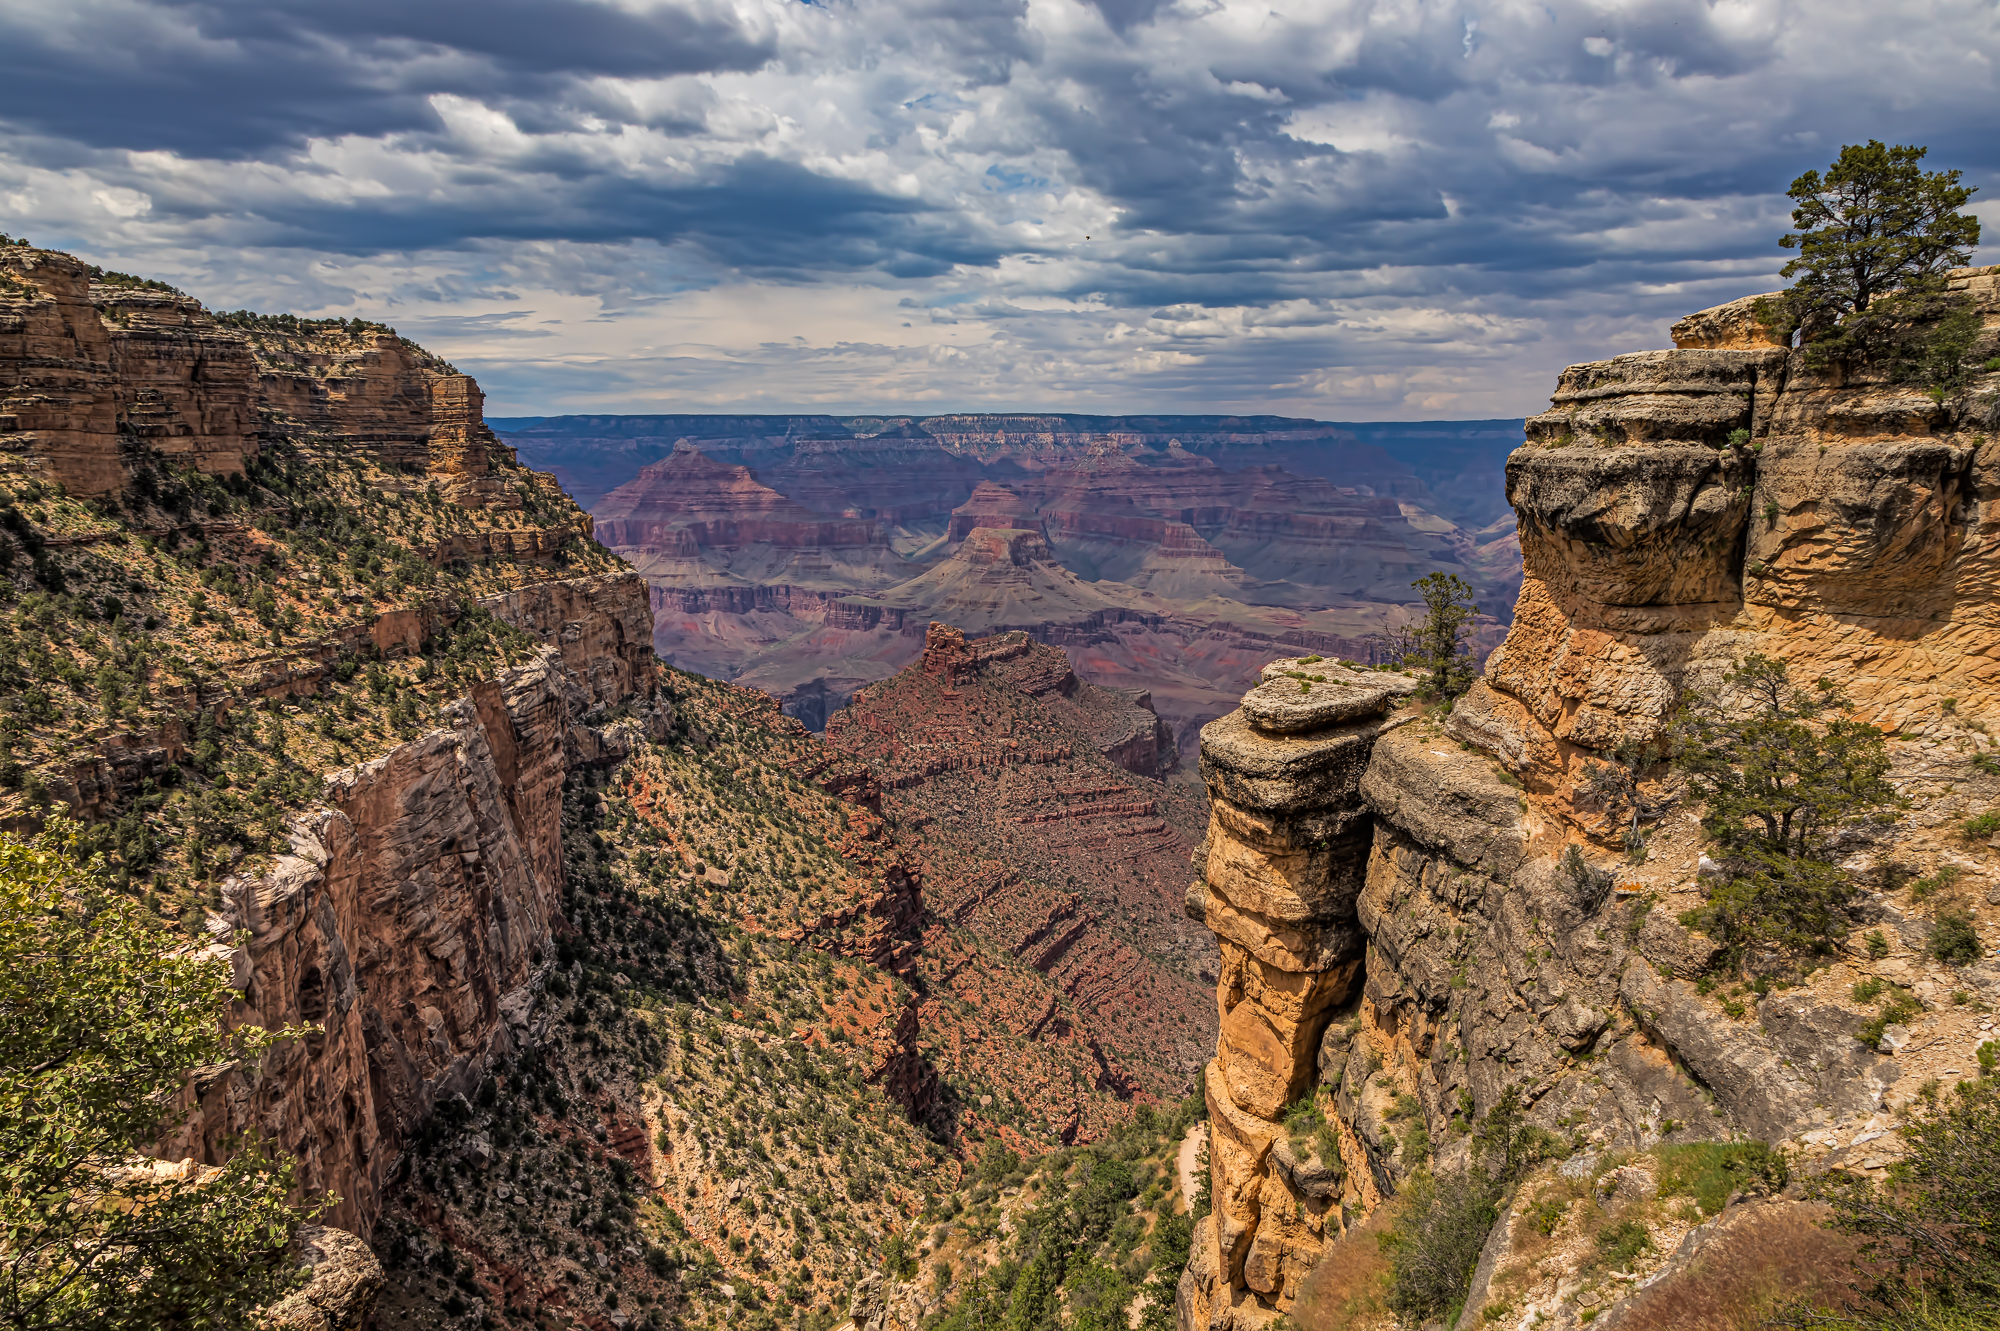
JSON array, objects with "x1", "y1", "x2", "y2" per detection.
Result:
[{"x1": 1180, "y1": 272, "x2": 2000, "y2": 1331}]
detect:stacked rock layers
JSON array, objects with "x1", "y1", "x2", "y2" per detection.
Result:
[
  {"x1": 1178, "y1": 660, "x2": 1416, "y2": 1327},
  {"x1": 0, "y1": 242, "x2": 520, "y2": 505}
]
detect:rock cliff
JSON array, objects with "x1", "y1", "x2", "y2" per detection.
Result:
[
  {"x1": 0, "y1": 241, "x2": 519, "y2": 504},
  {"x1": 163, "y1": 576, "x2": 665, "y2": 1240},
  {"x1": 1180, "y1": 271, "x2": 2000, "y2": 1331}
]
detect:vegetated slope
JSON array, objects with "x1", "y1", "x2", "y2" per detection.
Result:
[
  {"x1": 523, "y1": 412, "x2": 1519, "y2": 757},
  {"x1": 826, "y1": 624, "x2": 1220, "y2": 1112},
  {"x1": 367, "y1": 665, "x2": 1209, "y2": 1330},
  {"x1": 0, "y1": 240, "x2": 623, "y2": 924}
]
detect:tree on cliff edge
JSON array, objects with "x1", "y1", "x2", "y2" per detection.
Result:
[
  {"x1": 1764, "y1": 142, "x2": 1982, "y2": 383},
  {"x1": 1386, "y1": 572, "x2": 1478, "y2": 702},
  {"x1": 1675, "y1": 656, "x2": 1902, "y2": 964},
  {"x1": 0, "y1": 824, "x2": 323, "y2": 1331}
]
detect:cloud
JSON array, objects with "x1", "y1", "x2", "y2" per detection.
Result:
[{"x1": 1, "y1": 0, "x2": 1995, "y2": 419}]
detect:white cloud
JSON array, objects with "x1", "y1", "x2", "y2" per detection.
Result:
[{"x1": 0, "y1": 0, "x2": 1994, "y2": 418}]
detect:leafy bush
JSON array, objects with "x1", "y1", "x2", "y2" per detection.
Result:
[
  {"x1": 1655, "y1": 1141, "x2": 1790, "y2": 1216},
  {"x1": 0, "y1": 825, "x2": 325, "y2": 1329},
  {"x1": 1792, "y1": 1077, "x2": 2000, "y2": 1325},
  {"x1": 1379, "y1": 1166, "x2": 1500, "y2": 1327},
  {"x1": 1561, "y1": 844, "x2": 1618, "y2": 913},
  {"x1": 1962, "y1": 811, "x2": 2000, "y2": 840},
  {"x1": 1930, "y1": 908, "x2": 1984, "y2": 966},
  {"x1": 1596, "y1": 1218, "x2": 1653, "y2": 1269}
]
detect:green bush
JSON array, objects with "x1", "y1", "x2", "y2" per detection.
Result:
[
  {"x1": 1962, "y1": 811, "x2": 2000, "y2": 840},
  {"x1": 1676, "y1": 656, "x2": 1901, "y2": 963},
  {"x1": 1379, "y1": 1166, "x2": 1500, "y2": 1327},
  {"x1": 1794, "y1": 1077, "x2": 2000, "y2": 1324},
  {"x1": 1930, "y1": 909, "x2": 1984, "y2": 966},
  {"x1": 1595, "y1": 1218, "x2": 1653, "y2": 1269},
  {"x1": 1655, "y1": 1141, "x2": 1790, "y2": 1216}
]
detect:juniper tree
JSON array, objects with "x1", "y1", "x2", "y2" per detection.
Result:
[
  {"x1": 1675, "y1": 655, "x2": 1902, "y2": 963},
  {"x1": 1762, "y1": 141, "x2": 1982, "y2": 385},
  {"x1": 1385, "y1": 571, "x2": 1478, "y2": 701}
]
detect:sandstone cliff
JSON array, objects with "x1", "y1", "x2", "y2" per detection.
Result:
[
  {"x1": 0, "y1": 241, "x2": 520, "y2": 505},
  {"x1": 1180, "y1": 270, "x2": 2000, "y2": 1331},
  {"x1": 162, "y1": 577, "x2": 666, "y2": 1240}
]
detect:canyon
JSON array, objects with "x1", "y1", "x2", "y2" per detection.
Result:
[
  {"x1": 11, "y1": 228, "x2": 2000, "y2": 1331},
  {"x1": 503, "y1": 413, "x2": 1524, "y2": 763},
  {"x1": 1176, "y1": 269, "x2": 2000, "y2": 1331}
]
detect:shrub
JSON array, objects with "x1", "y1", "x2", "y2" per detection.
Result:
[
  {"x1": 1656, "y1": 1141, "x2": 1790, "y2": 1216},
  {"x1": 1962, "y1": 811, "x2": 2000, "y2": 840},
  {"x1": 1597, "y1": 1218, "x2": 1654, "y2": 1269},
  {"x1": 1561, "y1": 844, "x2": 1617, "y2": 913},
  {"x1": 1929, "y1": 909, "x2": 1984, "y2": 966},
  {"x1": 1794, "y1": 1076, "x2": 2000, "y2": 1324},
  {"x1": 1379, "y1": 1166, "x2": 1499, "y2": 1327}
]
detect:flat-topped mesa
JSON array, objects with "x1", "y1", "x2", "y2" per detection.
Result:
[
  {"x1": 1180, "y1": 660, "x2": 1417, "y2": 1330},
  {"x1": 0, "y1": 241, "x2": 519, "y2": 504}
]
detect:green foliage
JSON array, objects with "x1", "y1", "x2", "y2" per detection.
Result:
[
  {"x1": 1962, "y1": 811, "x2": 2000, "y2": 840},
  {"x1": 1930, "y1": 908, "x2": 1984, "y2": 966},
  {"x1": 1379, "y1": 1166, "x2": 1499, "y2": 1327},
  {"x1": 1471, "y1": 1085, "x2": 1562, "y2": 1185},
  {"x1": 0, "y1": 824, "x2": 324, "y2": 1330},
  {"x1": 1654, "y1": 1141, "x2": 1789, "y2": 1216},
  {"x1": 1675, "y1": 655, "x2": 1901, "y2": 963},
  {"x1": 1858, "y1": 987, "x2": 1924, "y2": 1050},
  {"x1": 1763, "y1": 142, "x2": 1980, "y2": 367},
  {"x1": 1595, "y1": 1218, "x2": 1653, "y2": 1269},
  {"x1": 1384, "y1": 572, "x2": 1479, "y2": 701},
  {"x1": 1795, "y1": 1077, "x2": 2000, "y2": 1324},
  {"x1": 82, "y1": 265, "x2": 186, "y2": 297},
  {"x1": 1381, "y1": 1087, "x2": 1568, "y2": 1325}
]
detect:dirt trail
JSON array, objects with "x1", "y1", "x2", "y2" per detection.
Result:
[{"x1": 1176, "y1": 1120, "x2": 1206, "y2": 1213}]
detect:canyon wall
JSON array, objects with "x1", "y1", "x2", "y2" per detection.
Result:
[
  {"x1": 163, "y1": 576, "x2": 665, "y2": 1240},
  {"x1": 1181, "y1": 270, "x2": 2000, "y2": 1331},
  {"x1": 0, "y1": 241, "x2": 518, "y2": 503}
]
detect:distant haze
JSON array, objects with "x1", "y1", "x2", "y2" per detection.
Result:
[{"x1": 502, "y1": 412, "x2": 1523, "y2": 760}]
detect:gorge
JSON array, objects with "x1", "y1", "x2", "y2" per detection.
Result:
[{"x1": 6, "y1": 229, "x2": 1999, "y2": 1331}]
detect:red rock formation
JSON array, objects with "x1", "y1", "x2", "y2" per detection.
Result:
[
  {"x1": 824, "y1": 626, "x2": 1216, "y2": 1105},
  {"x1": 0, "y1": 241, "x2": 518, "y2": 503},
  {"x1": 593, "y1": 444, "x2": 880, "y2": 553},
  {"x1": 947, "y1": 481, "x2": 1048, "y2": 540}
]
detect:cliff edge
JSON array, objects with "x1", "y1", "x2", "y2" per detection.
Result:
[{"x1": 1180, "y1": 270, "x2": 2000, "y2": 1331}]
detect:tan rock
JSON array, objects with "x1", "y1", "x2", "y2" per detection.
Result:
[
  {"x1": 1671, "y1": 293, "x2": 1788, "y2": 350},
  {"x1": 261, "y1": 1226, "x2": 384, "y2": 1331}
]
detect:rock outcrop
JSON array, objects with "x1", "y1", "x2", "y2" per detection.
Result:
[
  {"x1": 1178, "y1": 660, "x2": 1416, "y2": 1328},
  {"x1": 159, "y1": 578, "x2": 664, "y2": 1240},
  {"x1": 1179, "y1": 270, "x2": 2000, "y2": 1331},
  {"x1": 0, "y1": 241, "x2": 518, "y2": 502}
]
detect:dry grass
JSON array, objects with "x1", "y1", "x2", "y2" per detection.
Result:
[
  {"x1": 1605, "y1": 1201, "x2": 1867, "y2": 1331},
  {"x1": 1292, "y1": 1198, "x2": 1402, "y2": 1331}
]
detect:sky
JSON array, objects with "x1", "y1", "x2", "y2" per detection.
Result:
[{"x1": 2, "y1": 0, "x2": 1996, "y2": 420}]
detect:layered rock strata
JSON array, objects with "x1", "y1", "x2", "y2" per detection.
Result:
[
  {"x1": 160, "y1": 579, "x2": 664, "y2": 1240},
  {"x1": 1179, "y1": 270, "x2": 2000, "y2": 1331},
  {"x1": 0, "y1": 242, "x2": 517, "y2": 503},
  {"x1": 1178, "y1": 660, "x2": 1416, "y2": 1327}
]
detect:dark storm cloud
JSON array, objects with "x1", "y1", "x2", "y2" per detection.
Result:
[
  {"x1": 3, "y1": 0, "x2": 1995, "y2": 417},
  {"x1": 0, "y1": 0, "x2": 773, "y2": 157}
]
